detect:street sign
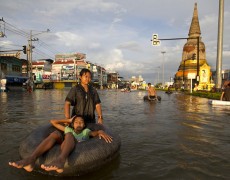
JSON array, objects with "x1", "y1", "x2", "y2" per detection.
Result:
[{"x1": 188, "y1": 73, "x2": 196, "y2": 79}]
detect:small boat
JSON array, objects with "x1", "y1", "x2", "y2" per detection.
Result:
[
  {"x1": 143, "y1": 95, "x2": 161, "y2": 102},
  {"x1": 165, "y1": 91, "x2": 173, "y2": 94},
  {"x1": 19, "y1": 123, "x2": 121, "y2": 176},
  {"x1": 208, "y1": 100, "x2": 230, "y2": 106}
]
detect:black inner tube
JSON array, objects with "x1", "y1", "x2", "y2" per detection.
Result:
[{"x1": 19, "y1": 123, "x2": 121, "y2": 176}]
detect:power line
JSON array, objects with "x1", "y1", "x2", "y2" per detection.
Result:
[
  {"x1": 1, "y1": 19, "x2": 29, "y2": 38},
  {"x1": 1, "y1": 18, "x2": 56, "y2": 60},
  {"x1": 33, "y1": 48, "x2": 54, "y2": 59},
  {"x1": 35, "y1": 40, "x2": 59, "y2": 56}
]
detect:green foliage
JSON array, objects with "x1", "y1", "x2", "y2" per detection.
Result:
[
  {"x1": 155, "y1": 83, "x2": 162, "y2": 88},
  {"x1": 188, "y1": 91, "x2": 221, "y2": 100},
  {"x1": 156, "y1": 89, "x2": 222, "y2": 100}
]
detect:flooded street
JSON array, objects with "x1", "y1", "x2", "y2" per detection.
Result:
[{"x1": 0, "y1": 89, "x2": 229, "y2": 180}]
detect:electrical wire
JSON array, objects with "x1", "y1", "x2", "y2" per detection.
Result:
[{"x1": 1, "y1": 18, "x2": 57, "y2": 60}]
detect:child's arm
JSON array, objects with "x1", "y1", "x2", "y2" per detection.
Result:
[
  {"x1": 90, "y1": 130, "x2": 113, "y2": 143},
  {"x1": 50, "y1": 119, "x2": 72, "y2": 132}
]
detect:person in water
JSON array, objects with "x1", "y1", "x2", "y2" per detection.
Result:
[
  {"x1": 220, "y1": 82, "x2": 230, "y2": 101},
  {"x1": 65, "y1": 68, "x2": 103, "y2": 124},
  {"x1": 9, "y1": 116, "x2": 112, "y2": 173},
  {"x1": 166, "y1": 85, "x2": 173, "y2": 93},
  {"x1": 147, "y1": 83, "x2": 157, "y2": 100}
]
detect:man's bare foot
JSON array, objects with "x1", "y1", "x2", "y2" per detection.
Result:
[
  {"x1": 41, "y1": 158, "x2": 65, "y2": 173},
  {"x1": 9, "y1": 157, "x2": 35, "y2": 172}
]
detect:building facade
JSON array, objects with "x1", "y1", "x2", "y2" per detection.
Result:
[{"x1": 0, "y1": 56, "x2": 28, "y2": 87}]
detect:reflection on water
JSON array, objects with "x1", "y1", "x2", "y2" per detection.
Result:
[{"x1": 0, "y1": 90, "x2": 229, "y2": 180}]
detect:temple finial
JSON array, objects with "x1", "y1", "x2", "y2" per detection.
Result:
[{"x1": 188, "y1": 3, "x2": 201, "y2": 38}]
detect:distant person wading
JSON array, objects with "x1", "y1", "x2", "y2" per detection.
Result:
[
  {"x1": 147, "y1": 83, "x2": 157, "y2": 100},
  {"x1": 220, "y1": 83, "x2": 230, "y2": 101}
]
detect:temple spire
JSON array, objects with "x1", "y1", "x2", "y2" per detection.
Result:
[{"x1": 188, "y1": 3, "x2": 201, "y2": 38}]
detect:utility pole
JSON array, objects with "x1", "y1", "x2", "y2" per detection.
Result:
[
  {"x1": 157, "y1": 66, "x2": 160, "y2": 84},
  {"x1": 116, "y1": 72, "x2": 118, "y2": 89},
  {"x1": 27, "y1": 30, "x2": 35, "y2": 91},
  {"x1": 161, "y1": 51, "x2": 166, "y2": 86},
  {"x1": 216, "y1": 0, "x2": 224, "y2": 90},
  {"x1": 100, "y1": 66, "x2": 103, "y2": 89},
  {"x1": 27, "y1": 29, "x2": 50, "y2": 91},
  {"x1": 74, "y1": 58, "x2": 77, "y2": 81}
]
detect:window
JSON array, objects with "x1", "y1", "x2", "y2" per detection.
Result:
[
  {"x1": 12, "y1": 65, "x2": 21, "y2": 72},
  {"x1": 1, "y1": 63, "x2": 7, "y2": 72}
]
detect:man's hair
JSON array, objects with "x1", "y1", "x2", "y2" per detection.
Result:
[
  {"x1": 80, "y1": 68, "x2": 91, "y2": 76},
  {"x1": 148, "y1": 83, "x2": 151, "y2": 86}
]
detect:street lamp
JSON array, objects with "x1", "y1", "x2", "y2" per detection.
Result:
[
  {"x1": 116, "y1": 72, "x2": 118, "y2": 89},
  {"x1": 157, "y1": 66, "x2": 160, "y2": 84},
  {"x1": 100, "y1": 66, "x2": 103, "y2": 90},
  {"x1": 154, "y1": 66, "x2": 160, "y2": 84},
  {"x1": 161, "y1": 51, "x2": 166, "y2": 86}
]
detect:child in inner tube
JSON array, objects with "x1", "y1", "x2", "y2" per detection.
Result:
[{"x1": 9, "y1": 115, "x2": 113, "y2": 173}]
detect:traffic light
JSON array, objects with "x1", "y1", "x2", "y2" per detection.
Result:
[
  {"x1": 192, "y1": 53, "x2": 196, "y2": 60},
  {"x1": 152, "y1": 34, "x2": 160, "y2": 46},
  {"x1": 23, "y1": 45, "x2": 27, "y2": 54}
]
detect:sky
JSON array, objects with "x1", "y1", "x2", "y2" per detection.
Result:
[{"x1": 0, "y1": 0, "x2": 229, "y2": 84}]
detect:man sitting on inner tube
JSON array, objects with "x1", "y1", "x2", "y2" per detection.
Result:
[{"x1": 147, "y1": 83, "x2": 157, "y2": 100}]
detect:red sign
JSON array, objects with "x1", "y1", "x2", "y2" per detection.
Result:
[{"x1": 42, "y1": 74, "x2": 50, "y2": 79}]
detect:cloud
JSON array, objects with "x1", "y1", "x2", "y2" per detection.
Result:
[
  {"x1": 0, "y1": 40, "x2": 12, "y2": 46},
  {"x1": 117, "y1": 41, "x2": 142, "y2": 52},
  {"x1": 55, "y1": 31, "x2": 85, "y2": 47}
]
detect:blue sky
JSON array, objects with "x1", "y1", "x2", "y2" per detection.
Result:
[{"x1": 0, "y1": 0, "x2": 229, "y2": 83}]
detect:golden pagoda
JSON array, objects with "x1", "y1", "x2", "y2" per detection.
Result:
[{"x1": 174, "y1": 3, "x2": 214, "y2": 90}]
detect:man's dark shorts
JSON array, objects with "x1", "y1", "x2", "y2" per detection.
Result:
[{"x1": 149, "y1": 95, "x2": 156, "y2": 100}]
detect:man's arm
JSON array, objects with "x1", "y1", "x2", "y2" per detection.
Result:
[
  {"x1": 147, "y1": 88, "x2": 151, "y2": 99},
  {"x1": 95, "y1": 103, "x2": 103, "y2": 124},
  {"x1": 64, "y1": 101, "x2": 71, "y2": 119},
  {"x1": 220, "y1": 92, "x2": 224, "y2": 101}
]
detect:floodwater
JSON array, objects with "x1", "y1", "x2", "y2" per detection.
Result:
[{"x1": 0, "y1": 89, "x2": 229, "y2": 180}]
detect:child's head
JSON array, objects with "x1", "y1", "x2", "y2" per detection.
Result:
[{"x1": 70, "y1": 115, "x2": 85, "y2": 132}]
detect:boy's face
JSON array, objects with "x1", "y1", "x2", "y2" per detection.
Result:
[
  {"x1": 73, "y1": 117, "x2": 85, "y2": 132},
  {"x1": 80, "y1": 72, "x2": 91, "y2": 85}
]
